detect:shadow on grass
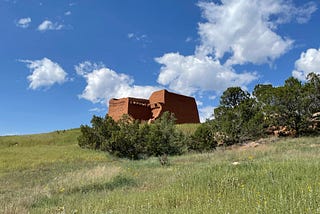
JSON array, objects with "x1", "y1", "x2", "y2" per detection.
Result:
[
  {"x1": 67, "y1": 175, "x2": 136, "y2": 194},
  {"x1": 31, "y1": 175, "x2": 136, "y2": 209}
]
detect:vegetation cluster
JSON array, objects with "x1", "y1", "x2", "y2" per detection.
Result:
[
  {"x1": 78, "y1": 112, "x2": 186, "y2": 160},
  {"x1": 203, "y1": 72, "x2": 320, "y2": 145},
  {"x1": 78, "y1": 73, "x2": 320, "y2": 159}
]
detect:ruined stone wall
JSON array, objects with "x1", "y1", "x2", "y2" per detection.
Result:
[
  {"x1": 108, "y1": 89, "x2": 200, "y2": 124},
  {"x1": 127, "y1": 98, "x2": 152, "y2": 121},
  {"x1": 108, "y1": 98, "x2": 151, "y2": 122},
  {"x1": 108, "y1": 98, "x2": 129, "y2": 121},
  {"x1": 149, "y1": 90, "x2": 165, "y2": 121},
  {"x1": 149, "y1": 90, "x2": 200, "y2": 124},
  {"x1": 163, "y1": 90, "x2": 200, "y2": 124},
  {"x1": 149, "y1": 90, "x2": 165, "y2": 104}
]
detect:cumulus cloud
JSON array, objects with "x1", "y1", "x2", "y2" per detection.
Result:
[
  {"x1": 155, "y1": 0, "x2": 316, "y2": 97},
  {"x1": 20, "y1": 58, "x2": 67, "y2": 90},
  {"x1": 292, "y1": 48, "x2": 320, "y2": 81},
  {"x1": 156, "y1": 53, "x2": 258, "y2": 96},
  {"x1": 195, "y1": 0, "x2": 312, "y2": 65},
  {"x1": 37, "y1": 20, "x2": 63, "y2": 31},
  {"x1": 16, "y1": 17, "x2": 31, "y2": 28},
  {"x1": 76, "y1": 62, "x2": 160, "y2": 104}
]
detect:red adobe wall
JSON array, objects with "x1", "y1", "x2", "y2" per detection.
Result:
[
  {"x1": 108, "y1": 97, "x2": 151, "y2": 122},
  {"x1": 163, "y1": 90, "x2": 200, "y2": 124},
  {"x1": 149, "y1": 90, "x2": 200, "y2": 124},
  {"x1": 108, "y1": 89, "x2": 200, "y2": 124},
  {"x1": 149, "y1": 90, "x2": 165, "y2": 121},
  {"x1": 108, "y1": 98, "x2": 129, "y2": 121},
  {"x1": 149, "y1": 90, "x2": 165, "y2": 104},
  {"x1": 127, "y1": 98, "x2": 152, "y2": 121}
]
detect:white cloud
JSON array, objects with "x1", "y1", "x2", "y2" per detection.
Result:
[
  {"x1": 127, "y1": 33, "x2": 148, "y2": 41},
  {"x1": 294, "y1": 2, "x2": 317, "y2": 24},
  {"x1": 156, "y1": 53, "x2": 258, "y2": 96},
  {"x1": 155, "y1": 0, "x2": 317, "y2": 97},
  {"x1": 195, "y1": 0, "x2": 307, "y2": 65},
  {"x1": 127, "y1": 33, "x2": 134, "y2": 39},
  {"x1": 89, "y1": 107, "x2": 106, "y2": 113},
  {"x1": 185, "y1": 37, "x2": 193, "y2": 43},
  {"x1": 75, "y1": 61, "x2": 105, "y2": 76},
  {"x1": 16, "y1": 17, "x2": 31, "y2": 28},
  {"x1": 65, "y1": 11, "x2": 72, "y2": 16},
  {"x1": 292, "y1": 48, "x2": 320, "y2": 81},
  {"x1": 127, "y1": 33, "x2": 151, "y2": 46},
  {"x1": 76, "y1": 62, "x2": 161, "y2": 104},
  {"x1": 37, "y1": 20, "x2": 63, "y2": 31},
  {"x1": 199, "y1": 105, "x2": 215, "y2": 122},
  {"x1": 21, "y1": 58, "x2": 67, "y2": 90}
]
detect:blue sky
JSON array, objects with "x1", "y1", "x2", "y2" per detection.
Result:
[{"x1": 1, "y1": 0, "x2": 320, "y2": 135}]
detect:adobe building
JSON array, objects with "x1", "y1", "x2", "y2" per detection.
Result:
[{"x1": 108, "y1": 89, "x2": 200, "y2": 124}]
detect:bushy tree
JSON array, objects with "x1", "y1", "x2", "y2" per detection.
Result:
[
  {"x1": 190, "y1": 120, "x2": 217, "y2": 152},
  {"x1": 78, "y1": 112, "x2": 186, "y2": 159},
  {"x1": 253, "y1": 75, "x2": 320, "y2": 136},
  {"x1": 78, "y1": 124, "x2": 100, "y2": 150},
  {"x1": 305, "y1": 72, "x2": 320, "y2": 114},
  {"x1": 213, "y1": 87, "x2": 264, "y2": 145},
  {"x1": 78, "y1": 115, "x2": 119, "y2": 150},
  {"x1": 108, "y1": 115, "x2": 147, "y2": 159},
  {"x1": 146, "y1": 112, "x2": 185, "y2": 156},
  {"x1": 220, "y1": 87, "x2": 250, "y2": 108}
]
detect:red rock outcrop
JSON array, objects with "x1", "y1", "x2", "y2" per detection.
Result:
[{"x1": 108, "y1": 89, "x2": 200, "y2": 124}]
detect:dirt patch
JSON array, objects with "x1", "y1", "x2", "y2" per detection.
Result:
[{"x1": 227, "y1": 137, "x2": 280, "y2": 151}]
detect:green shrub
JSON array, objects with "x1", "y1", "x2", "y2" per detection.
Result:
[
  {"x1": 108, "y1": 115, "x2": 147, "y2": 159},
  {"x1": 78, "y1": 115, "x2": 119, "y2": 150},
  {"x1": 145, "y1": 112, "x2": 186, "y2": 156},
  {"x1": 189, "y1": 121, "x2": 217, "y2": 152},
  {"x1": 78, "y1": 112, "x2": 186, "y2": 159},
  {"x1": 78, "y1": 125, "x2": 100, "y2": 149}
]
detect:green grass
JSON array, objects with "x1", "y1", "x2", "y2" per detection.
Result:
[
  {"x1": 1, "y1": 128, "x2": 320, "y2": 213},
  {"x1": 176, "y1": 123, "x2": 200, "y2": 136}
]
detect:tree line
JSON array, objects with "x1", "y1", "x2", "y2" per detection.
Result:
[{"x1": 202, "y1": 72, "x2": 320, "y2": 146}]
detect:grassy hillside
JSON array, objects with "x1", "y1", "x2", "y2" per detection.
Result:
[
  {"x1": 1, "y1": 128, "x2": 320, "y2": 213},
  {"x1": 176, "y1": 123, "x2": 200, "y2": 135}
]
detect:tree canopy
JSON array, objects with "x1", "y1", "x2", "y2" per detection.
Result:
[{"x1": 206, "y1": 73, "x2": 320, "y2": 145}]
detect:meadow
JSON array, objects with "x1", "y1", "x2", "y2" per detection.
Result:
[{"x1": 1, "y1": 126, "x2": 320, "y2": 213}]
